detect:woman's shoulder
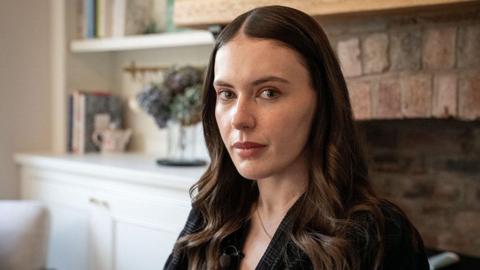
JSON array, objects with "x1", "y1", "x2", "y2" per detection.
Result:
[
  {"x1": 380, "y1": 201, "x2": 429, "y2": 269},
  {"x1": 379, "y1": 201, "x2": 416, "y2": 239},
  {"x1": 351, "y1": 200, "x2": 429, "y2": 270},
  {"x1": 350, "y1": 200, "x2": 420, "y2": 240},
  {"x1": 180, "y1": 206, "x2": 205, "y2": 235}
]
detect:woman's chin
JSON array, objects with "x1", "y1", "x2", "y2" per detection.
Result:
[{"x1": 235, "y1": 163, "x2": 272, "y2": 181}]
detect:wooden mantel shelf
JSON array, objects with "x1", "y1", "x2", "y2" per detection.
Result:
[{"x1": 174, "y1": 0, "x2": 478, "y2": 28}]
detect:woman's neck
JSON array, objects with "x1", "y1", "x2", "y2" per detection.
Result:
[{"x1": 256, "y1": 157, "x2": 308, "y2": 219}]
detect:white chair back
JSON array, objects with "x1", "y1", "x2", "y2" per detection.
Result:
[{"x1": 0, "y1": 200, "x2": 49, "y2": 270}]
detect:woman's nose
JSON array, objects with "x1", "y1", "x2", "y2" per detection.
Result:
[{"x1": 231, "y1": 99, "x2": 255, "y2": 130}]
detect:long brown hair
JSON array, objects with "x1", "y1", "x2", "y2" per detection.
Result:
[{"x1": 174, "y1": 5, "x2": 392, "y2": 269}]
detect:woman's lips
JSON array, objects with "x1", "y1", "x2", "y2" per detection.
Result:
[{"x1": 232, "y1": 141, "x2": 267, "y2": 159}]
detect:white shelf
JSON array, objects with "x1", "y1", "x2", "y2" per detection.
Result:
[
  {"x1": 14, "y1": 152, "x2": 207, "y2": 191},
  {"x1": 70, "y1": 30, "x2": 215, "y2": 53}
]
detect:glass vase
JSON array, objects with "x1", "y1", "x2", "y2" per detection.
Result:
[{"x1": 156, "y1": 120, "x2": 206, "y2": 166}]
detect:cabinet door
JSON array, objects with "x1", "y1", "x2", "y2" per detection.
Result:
[
  {"x1": 88, "y1": 196, "x2": 114, "y2": 270},
  {"x1": 108, "y1": 194, "x2": 191, "y2": 270},
  {"x1": 48, "y1": 204, "x2": 90, "y2": 270},
  {"x1": 114, "y1": 221, "x2": 178, "y2": 270}
]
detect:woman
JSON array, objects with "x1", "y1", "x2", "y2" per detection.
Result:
[{"x1": 165, "y1": 5, "x2": 429, "y2": 270}]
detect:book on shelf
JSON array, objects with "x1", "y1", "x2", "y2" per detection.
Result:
[
  {"x1": 85, "y1": 0, "x2": 96, "y2": 38},
  {"x1": 67, "y1": 90, "x2": 123, "y2": 154},
  {"x1": 96, "y1": 0, "x2": 115, "y2": 38},
  {"x1": 75, "y1": 0, "x2": 86, "y2": 39},
  {"x1": 76, "y1": 0, "x2": 110, "y2": 39},
  {"x1": 112, "y1": 0, "x2": 126, "y2": 37}
]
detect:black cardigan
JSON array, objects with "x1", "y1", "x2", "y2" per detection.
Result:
[{"x1": 164, "y1": 199, "x2": 429, "y2": 270}]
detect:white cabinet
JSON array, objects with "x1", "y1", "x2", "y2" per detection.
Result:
[{"x1": 16, "y1": 153, "x2": 203, "y2": 270}]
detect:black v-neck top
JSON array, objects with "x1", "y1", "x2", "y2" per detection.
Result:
[{"x1": 164, "y1": 199, "x2": 429, "y2": 270}]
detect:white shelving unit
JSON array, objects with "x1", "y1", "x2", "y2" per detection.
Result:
[
  {"x1": 44, "y1": 2, "x2": 211, "y2": 269},
  {"x1": 51, "y1": 0, "x2": 213, "y2": 154},
  {"x1": 45, "y1": 3, "x2": 213, "y2": 267},
  {"x1": 70, "y1": 30, "x2": 214, "y2": 53}
]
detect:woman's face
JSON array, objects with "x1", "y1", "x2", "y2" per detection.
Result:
[{"x1": 214, "y1": 34, "x2": 317, "y2": 180}]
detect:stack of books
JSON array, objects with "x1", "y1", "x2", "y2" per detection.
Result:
[
  {"x1": 76, "y1": 0, "x2": 162, "y2": 39},
  {"x1": 67, "y1": 90, "x2": 123, "y2": 154}
]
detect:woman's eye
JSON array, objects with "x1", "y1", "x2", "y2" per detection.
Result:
[
  {"x1": 217, "y1": 90, "x2": 235, "y2": 101},
  {"x1": 260, "y1": 89, "x2": 279, "y2": 99}
]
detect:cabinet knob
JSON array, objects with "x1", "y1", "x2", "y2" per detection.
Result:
[
  {"x1": 89, "y1": 197, "x2": 100, "y2": 204},
  {"x1": 89, "y1": 197, "x2": 110, "y2": 209}
]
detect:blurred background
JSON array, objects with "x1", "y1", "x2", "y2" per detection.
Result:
[{"x1": 0, "y1": 0, "x2": 479, "y2": 269}]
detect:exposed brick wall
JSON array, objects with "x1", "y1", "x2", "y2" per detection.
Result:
[
  {"x1": 319, "y1": 7, "x2": 480, "y2": 121},
  {"x1": 321, "y1": 8, "x2": 480, "y2": 256},
  {"x1": 357, "y1": 120, "x2": 480, "y2": 256}
]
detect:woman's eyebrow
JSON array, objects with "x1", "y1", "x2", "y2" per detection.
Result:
[
  {"x1": 213, "y1": 75, "x2": 290, "y2": 88},
  {"x1": 213, "y1": 80, "x2": 233, "y2": 88},
  {"x1": 251, "y1": 76, "x2": 290, "y2": 86}
]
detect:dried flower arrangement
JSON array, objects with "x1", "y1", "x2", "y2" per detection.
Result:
[{"x1": 137, "y1": 65, "x2": 204, "y2": 127}]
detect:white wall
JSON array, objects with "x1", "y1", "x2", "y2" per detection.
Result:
[{"x1": 0, "y1": 0, "x2": 52, "y2": 199}]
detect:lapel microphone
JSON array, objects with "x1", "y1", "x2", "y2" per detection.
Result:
[{"x1": 220, "y1": 245, "x2": 245, "y2": 268}]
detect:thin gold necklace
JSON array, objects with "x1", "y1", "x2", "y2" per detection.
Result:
[{"x1": 256, "y1": 204, "x2": 273, "y2": 240}]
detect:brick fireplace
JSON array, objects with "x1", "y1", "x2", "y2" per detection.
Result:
[
  {"x1": 320, "y1": 6, "x2": 480, "y2": 256},
  {"x1": 359, "y1": 120, "x2": 480, "y2": 256}
]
